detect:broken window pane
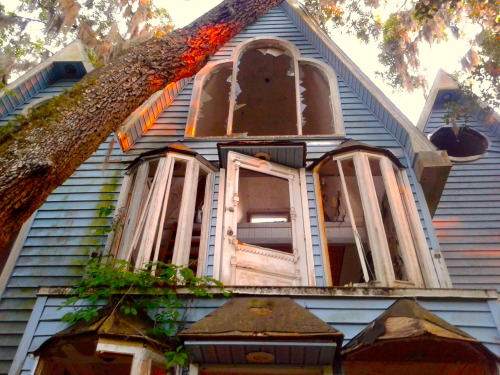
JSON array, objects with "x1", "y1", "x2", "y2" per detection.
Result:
[
  {"x1": 232, "y1": 46, "x2": 297, "y2": 136},
  {"x1": 38, "y1": 337, "x2": 133, "y2": 375},
  {"x1": 196, "y1": 63, "x2": 232, "y2": 137},
  {"x1": 318, "y1": 158, "x2": 374, "y2": 285},
  {"x1": 300, "y1": 62, "x2": 334, "y2": 135},
  {"x1": 369, "y1": 158, "x2": 408, "y2": 281},
  {"x1": 155, "y1": 160, "x2": 187, "y2": 265},
  {"x1": 128, "y1": 159, "x2": 159, "y2": 267},
  {"x1": 189, "y1": 169, "x2": 208, "y2": 275}
]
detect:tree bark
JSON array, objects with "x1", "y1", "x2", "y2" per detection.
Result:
[{"x1": 0, "y1": 0, "x2": 285, "y2": 249}]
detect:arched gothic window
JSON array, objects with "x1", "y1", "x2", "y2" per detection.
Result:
[{"x1": 186, "y1": 37, "x2": 344, "y2": 138}]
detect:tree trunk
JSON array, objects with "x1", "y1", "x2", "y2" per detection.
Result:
[{"x1": 0, "y1": 0, "x2": 285, "y2": 249}]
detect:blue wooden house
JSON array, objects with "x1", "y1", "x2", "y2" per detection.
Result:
[{"x1": 0, "y1": 1, "x2": 499, "y2": 374}]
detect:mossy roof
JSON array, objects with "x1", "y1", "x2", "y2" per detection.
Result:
[{"x1": 179, "y1": 297, "x2": 343, "y2": 343}]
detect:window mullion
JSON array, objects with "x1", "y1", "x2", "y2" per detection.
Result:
[
  {"x1": 226, "y1": 60, "x2": 238, "y2": 136},
  {"x1": 337, "y1": 158, "x2": 370, "y2": 283},
  {"x1": 138, "y1": 157, "x2": 173, "y2": 268},
  {"x1": 172, "y1": 160, "x2": 198, "y2": 266},
  {"x1": 125, "y1": 160, "x2": 165, "y2": 267},
  {"x1": 355, "y1": 154, "x2": 394, "y2": 285},
  {"x1": 117, "y1": 163, "x2": 148, "y2": 260},
  {"x1": 293, "y1": 58, "x2": 302, "y2": 135},
  {"x1": 380, "y1": 158, "x2": 423, "y2": 286}
]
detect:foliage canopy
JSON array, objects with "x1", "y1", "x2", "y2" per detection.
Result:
[{"x1": 1, "y1": 0, "x2": 498, "y2": 108}]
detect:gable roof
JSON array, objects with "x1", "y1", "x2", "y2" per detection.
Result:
[
  {"x1": 115, "y1": 0, "x2": 437, "y2": 160},
  {"x1": 417, "y1": 69, "x2": 500, "y2": 138},
  {"x1": 0, "y1": 41, "x2": 92, "y2": 120}
]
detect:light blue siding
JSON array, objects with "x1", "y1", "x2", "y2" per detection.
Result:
[
  {"x1": 128, "y1": 5, "x2": 429, "y2": 289},
  {"x1": 13, "y1": 294, "x2": 500, "y2": 374},
  {"x1": 305, "y1": 172, "x2": 325, "y2": 286},
  {"x1": 3, "y1": 4, "x2": 498, "y2": 375},
  {"x1": 423, "y1": 106, "x2": 500, "y2": 290},
  {"x1": 205, "y1": 173, "x2": 220, "y2": 278},
  {"x1": 0, "y1": 83, "x2": 127, "y2": 374}
]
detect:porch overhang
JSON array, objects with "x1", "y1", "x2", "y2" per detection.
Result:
[
  {"x1": 179, "y1": 297, "x2": 344, "y2": 366},
  {"x1": 343, "y1": 299, "x2": 499, "y2": 375},
  {"x1": 185, "y1": 340, "x2": 338, "y2": 366}
]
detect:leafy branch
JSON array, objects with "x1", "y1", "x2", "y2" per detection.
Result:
[{"x1": 60, "y1": 256, "x2": 229, "y2": 368}]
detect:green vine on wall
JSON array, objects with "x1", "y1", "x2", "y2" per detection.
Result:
[{"x1": 61, "y1": 255, "x2": 229, "y2": 368}]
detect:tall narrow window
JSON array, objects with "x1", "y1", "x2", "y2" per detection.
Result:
[
  {"x1": 114, "y1": 148, "x2": 216, "y2": 276},
  {"x1": 313, "y1": 143, "x2": 425, "y2": 287},
  {"x1": 232, "y1": 45, "x2": 297, "y2": 136}
]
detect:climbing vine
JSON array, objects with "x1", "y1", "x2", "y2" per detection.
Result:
[{"x1": 61, "y1": 256, "x2": 229, "y2": 368}]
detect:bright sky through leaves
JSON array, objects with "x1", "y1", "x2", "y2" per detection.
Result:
[
  {"x1": 4, "y1": 0, "x2": 480, "y2": 123},
  {"x1": 161, "y1": 0, "x2": 478, "y2": 123}
]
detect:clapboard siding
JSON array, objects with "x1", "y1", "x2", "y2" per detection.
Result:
[
  {"x1": 0, "y1": 79, "x2": 80, "y2": 129},
  {"x1": 12, "y1": 294, "x2": 500, "y2": 374},
  {"x1": 305, "y1": 172, "x2": 325, "y2": 286},
  {"x1": 205, "y1": 173, "x2": 220, "y2": 278},
  {"x1": 127, "y1": 5, "x2": 434, "y2": 289},
  {"x1": 0, "y1": 125, "x2": 126, "y2": 375},
  {"x1": 128, "y1": 6, "x2": 403, "y2": 156},
  {"x1": 423, "y1": 107, "x2": 500, "y2": 290}
]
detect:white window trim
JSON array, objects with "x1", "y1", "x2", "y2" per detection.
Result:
[
  {"x1": 112, "y1": 152, "x2": 215, "y2": 275},
  {"x1": 314, "y1": 151, "x2": 427, "y2": 288},
  {"x1": 218, "y1": 151, "x2": 311, "y2": 286},
  {"x1": 185, "y1": 36, "x2": 344, "y2": 139},
  {"x1": 33, "y1": 338, "x2": 167, "y2": 375},
  {"x1": 95, "y1": 339, "x2": 167, "y2": 375}
]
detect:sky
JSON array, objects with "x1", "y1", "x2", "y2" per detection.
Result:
[
  {"x1": 160, "y1": 0, "x2": 474, "y2": 124},
  {"x1": 3, "y1": 0, "x2": 476, "y2": 124}
]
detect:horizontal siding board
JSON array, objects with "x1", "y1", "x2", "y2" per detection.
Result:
[
  {"x1": 424, "y1": 110, "x2": 500, "y2": 290},
  {"x1": 0, "y1": 87, "x2": 123, "y2": 373},
  {"x1": 14, "y1": 294, "x2": 498, "y2": 375}
]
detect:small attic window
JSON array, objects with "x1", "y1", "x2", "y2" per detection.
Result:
[
  {"x1": 186, "y1": 37, "x2": 344, "y2": 138},
  {"x1": 430, "y1": 127, "x2": 488, "y2": 162}
]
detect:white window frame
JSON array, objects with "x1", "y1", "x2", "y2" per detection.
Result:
[
  {"x1": 33, "y1": 338, "x2": 167, "y2": 375},
  {"x1": 314, "y1": 151, "x2": 428, "y2": 288},
  {"x1": 185, "y1": 37, "x2": 344, "y2": 139},
  {"x1": 112, "y1": 152, "x2": 215, "y2": 276},
  {"x1": 216, "y1": 151, "x2": 314, "y2": 286}
]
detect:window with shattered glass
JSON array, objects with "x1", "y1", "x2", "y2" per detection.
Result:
[{"x1": 188, "y1": 38, "x2": 343, "y2": 138}]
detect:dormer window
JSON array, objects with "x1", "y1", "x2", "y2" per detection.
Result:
[
  {"x1": 312, "y1": 142, "x2": 427, "y2": 287},
  {"x1": 186, "y1": 37, "x2": 344, "y2": 138},
  {"x1": 112, "y1": 146, "x2": 216, "y2": 276}
]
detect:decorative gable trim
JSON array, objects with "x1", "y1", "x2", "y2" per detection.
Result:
[
  {"x1": 417, "y1": 69, "x2": 500, "y2": 138},
  {"x1": 118, "y1": 0, "x2": 437, "y2": 158},
  {"x1": 116, "y1": 77, "x2": 192, "y2": 151},
  {"x1": 280, "y1": 0, "x2": 435, "y2": 160},
  {"x1": 0, "y1": 41, "x2": 92, "y2": 119}
]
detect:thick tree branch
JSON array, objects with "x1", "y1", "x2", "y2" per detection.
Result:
[{"x1": 0, "y1": 0, "x2": 285, "y2": 248}]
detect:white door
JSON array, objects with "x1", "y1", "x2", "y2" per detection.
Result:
[{"x1": 220, "y1": 151, "x2": 308, "y2": 286}]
